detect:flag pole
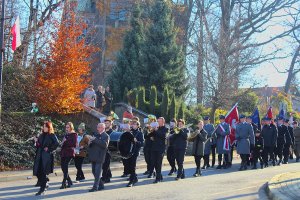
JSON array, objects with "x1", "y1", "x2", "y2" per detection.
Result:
[
  {"x1": 0, "y1": 0, "x2": 5, "y2": 124},
  {"x1": 225, "y1": 102, "x2": 238, "y2": 118}
]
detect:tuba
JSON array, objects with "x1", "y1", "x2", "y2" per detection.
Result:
[{"x1": 188, "y1": 129, "x2": 200, "y2": 142}]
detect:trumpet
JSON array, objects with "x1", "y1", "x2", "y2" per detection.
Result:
[{"x1": 173, "y1": 127, "x2": 181, "y2": 134}]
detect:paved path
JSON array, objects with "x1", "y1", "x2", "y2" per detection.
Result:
[
  {"x1": 267, "y1": 171, "x2": 300, "y2": 200},
  {"x1": 0, "y1": 156, "x2": 299, "y2": 200}
]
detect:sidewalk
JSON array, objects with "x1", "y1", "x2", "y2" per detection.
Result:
[
  {"x1": 0, "y1": 156, "x2": 195, "y2": 182},
  {"x1": 267, "y1": 171, "x2": 300, "y2": 200}
]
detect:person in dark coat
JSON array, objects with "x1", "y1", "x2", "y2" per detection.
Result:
[
  {"x1": 173, "y1": 119, "x2": 189, "y2": 180},
  {"x1": 103, "y1": 86, "x2": 112, "y2": 115},
  {"x1": 148, "y1": 117, "x2": 168, "y2": 183},
  {"x1": 188, "y1": 120, "x2": 208, "y2": 177},
  {"x1": 33, "y1": 121, "x2": 59, "y2": 196},
  {"x1": 203, "y1": 116, "x2": 215, "y2": 169},
  {"x1": 88, "y1": 123, "x2": 110, "y2": 192},
  {"x1": 252, "y1": 130, "x2": 264, "y2": 169},
  {"x1": 274, "y1": 117, "x2": 288, "y2": 165},
  {"x1": 293, "y1": 121, "x2": 300, "y2": 162},
  {"x1": 261, "y1": 117, "x2": 278, "y2": 167},
  {"x1": 235, "y1": 115, "x2": 255, "y2": 171},
  {"x1": 247, "y1": 116, "x2": 259, "y2": 132},
  {"x1": 167, "y1": 119, "x2": 177, "y2": 175},
  {"x1": 215, "y1": 115, "x2": 230, "y2": 169},
  {"x1": 96, "y1": 85, "x2": 104, "y2": 112},
  {"x1": 143, "y1": 123, "x2": 153, "y2": 175},
  {"x1": 127, "y1": 119, "x2": 144, "y2": 187},
  {"x1": 60, "y1": 122, "x2": 77, "y2": 189},
  {"x1": 101, "y1": 118, "x2": 113, "y2": 182},
  {"x1": 283, "y1": 119, "x2": 292, "y2": 164}
]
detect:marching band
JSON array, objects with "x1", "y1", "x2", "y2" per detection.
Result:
[{"x1": 33, "y1": 111, "x2": 298, "y2": 196}]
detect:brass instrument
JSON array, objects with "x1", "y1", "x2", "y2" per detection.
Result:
[
  {"x1": 173, "y1": 127, "x2": 181, "y2": 134},
  {"x1": 187, "y1": 129, "x2": 200, "y2": 142}
]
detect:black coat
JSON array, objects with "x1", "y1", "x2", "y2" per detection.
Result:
[
  {"x1": 143, "y1": 127, "x2": 153, "y2": 151},
  {"x1": 277, "y1": 125, "x2": 288, "y2": 145},
  {"x1": 172, "y1": 128, "x2": 189, "y2": 150},
  {"x1": 33, "y1": 133, "x2": 59, "y2": 176},
  {"x1": 132, "y1": 128, "x2": 145, "y2": 155},
  {"x1": 261, "y1": 124, "x2": 277, "y2": 147},
  {"x1": 254, "y1": 136, "x2": 264, "y2": 151},
  {"x1": 148, "y1": 126, "x2": 168, "y2": 152},
  {"x1": 288, "y1": 126, "x2": 295, "y2": 145}
]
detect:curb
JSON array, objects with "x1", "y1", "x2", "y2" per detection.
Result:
[
  {"x1": 266, "y1": 172, "x2": 298, "y2": 200},
  {"x1": 0, "y1": 158, "x2": 195, "y2": 183}
]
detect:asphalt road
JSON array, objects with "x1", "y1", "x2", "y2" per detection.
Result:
[{"x1": 0, "y1": 157, "x2": 299, "y2": 200}]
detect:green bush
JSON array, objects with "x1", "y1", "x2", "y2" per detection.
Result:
[
  {"x1": 149, "y1": 86, "x2": 158, "y2": 114},
  {"x1": 161, "y1": 88, "x2": 169, "y2": 121},
  {"x1": 169, "y1": 94, "x2": 177, "y2": 120}
]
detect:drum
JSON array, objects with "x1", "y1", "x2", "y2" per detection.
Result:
[{"x1": 118, "y1": 131, "x2": 136, "y2": 159}]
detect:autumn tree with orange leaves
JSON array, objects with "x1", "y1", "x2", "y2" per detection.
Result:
[{"x1": 34, "y1": 10, "x2": 98, "y2": 114}]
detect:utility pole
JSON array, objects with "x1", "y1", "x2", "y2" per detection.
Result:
[{"x1": 0, "y1": 0, "x2": 6, "y2": 125}]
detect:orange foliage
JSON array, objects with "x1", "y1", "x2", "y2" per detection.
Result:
[{"x1": 34, "y1": 11, "x2": 99, "y2": 114}]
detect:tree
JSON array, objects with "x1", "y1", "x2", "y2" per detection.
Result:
[
  {"x1": 161, "y1": 87, "x2": 169, "y2": 120},
  {"x1": 123, "y1": 87, "x2": 129, "y2": 103},
  {"x1": 195, "y1": 0, "x2": 300, "y2": 121},
  {"x1": 34, "y1": 11, "x2": 98, "y2": 114},
  {"x1": 141, "y1": 0, "x2": 187, "y2": 97},
  {"x1": 169, "y1": 94, "x2": 177, "y2": 120},
  {"x1": 232, "y1": 91, "x2": 259, "y2": 114},
  {"x1": 137, "y1": 87, "x2": 146, "y2": 111},
  {"x1": 149, "y1": 85, "x2": 158, "y2": 114},
  {"x1": 108, "y1": 3, "x2": 144, "y2": 102},
  {"x1": 178, "y1": 101, "x2": 185, "y2": 120}
]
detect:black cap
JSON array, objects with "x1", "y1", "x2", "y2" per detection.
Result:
[
  {"x1": 203, "y1": 116, "x2": 210, "y2": 120},
  {"x1": 255, "y1": 130, "x2": 261, "y2": 134},
  {"x1": 219, "y1": 115, "x2": 225, "y2": 119},
  {"x1": 246, "y1": 116, "x2": 252, "y2": 119},
  {"x1": 284, "y1": 119, "x2": 290, "y2": 123}
]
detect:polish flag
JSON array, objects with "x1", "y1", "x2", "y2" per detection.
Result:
[
  {"x1": 265, "y1": 106, "x2": 273, "y2": 119},
  {"x1": 11, "y1": 16, "x2": 21, "y2": 52},
  {"x1": 225, "y1": 103, "x2": 239, "y2": 145}
]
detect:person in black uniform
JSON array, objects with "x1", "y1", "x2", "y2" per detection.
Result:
[
  {"x1": 261, "y1": 117, "x2": 277, "y2": 167},
  {"x1": 127, "y1": 119, "x2": 144, "y2": 187},
  {"x1": 283, "y1": 119, "x2": 292, "y2": 164},
  {"x1": 101, "y1": 118, "x2": 113, "y2": 183},
  {"x1": 275, "y1": 117, "x2": 288, "y2": 165},
  {"x1": 252, "y1": 130, "x2": 264, "y2": 169},
  {"x1": 148, "y1": 117, "x2": 168, "y2": 183},
  {"x1": 143, "y1": 120, "x2": 154, "y2": 175},
  {"x1": 173, "y1": 119, "x2": 189, "y2": 180},
  {"x1": 167, "y1": 119, "x2": 177, "y2": 175}
]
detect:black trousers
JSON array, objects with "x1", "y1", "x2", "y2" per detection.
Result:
[
  {"x1": 275, "y1": 143, "x2": 284, "y2": 161},
  {"x1": 203, "y1": 154, "x2": 209, "y2": 166},
  {"x1": 253, "y1": 150, "x2": 263, "y2": 164},
  {"x1": 61, "y1": 156, "x2": 72, "y2": 182},
  {"x1": 167, "y1": 146, "x2": 176, "y2": 170},
  {"x1": 211, "y1": 144, "x2": 216, "y2": 166},
  {"x1": 122, "y1": 158, "x2": 130, "y2": 175},
  {"x1": 37, "y1": 159, "x2": 47, "y2": 190},
  {"x1": 150, "y1": 151, "x2": 164, "y2": 179},
  {"x1": 263, "y1": 146, "x2": 275, "y2": 164},
  {"x1": 144, "y1": 148, "x2": 152, "y2": 172},
  {"x1": 102, "y1": 152, "x2": 112, "y2": 180},
  {"x1": 174, "y1": 149, "x2": 185, "y2": 177},
  {"x1": 128, "y1": 154, "x2": 138, "y2": 181},
  {"x1": 283, "y1": 144, "x2": 291, "y2": 162},
  {"x1": 194, "y1": 155, "x2": 203, "y2": 169},
  {"x1": 240, "y1": 154, "x2": 248, "y2": 166},
  {"x1": 218, "y1": 153, "x2": 229, "y2": 164},
  {"x1": 74, "y1": 156, "x2": 85, "y2": 181}
]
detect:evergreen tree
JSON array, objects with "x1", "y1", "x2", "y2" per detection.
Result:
[
  {"x1": 141, "y1": 0, "x2": 187, "y2": 97},
  {"x1": 137, "y1": 87, "x2": 146, "y2": 111},
  {"x1": 149, "y1": 85, "x2": 158, "y2": 114},
  {"x1": 108, "y1": 3, "x2": 144, "y2": 102},
  {"x1": 178, "y1": 102, "x2": 185, "y2": 120},
  {"x1": 123, "y1": 87, "x2": 129, "y2": 103},
  {"x1": 161, "y1": 87, "x2": 169, "y2": 120},
  {"x1": 169, "y1": 94, "x2": 177, "y2": 120}
]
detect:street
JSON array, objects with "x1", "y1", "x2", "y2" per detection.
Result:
[{"x1": 0, "y1": 157, "x2": 299, "y2": 200}]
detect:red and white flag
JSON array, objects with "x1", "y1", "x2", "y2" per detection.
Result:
[
  {"x1": 265, "y1": 106, "x2": 273, "y2": 119},
  {"x1": 225, "y1": 103, "x2": 239, "y2": 146},
  {"x1": 11, "y1": 16, "x2": 21, "y2": 52}
]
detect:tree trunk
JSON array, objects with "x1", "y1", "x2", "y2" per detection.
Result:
[
  {"x1": 196, "y1": 2, "x2": 204, "y2": 104},
  {"x1": 284, "y1": 45, "x2": 300, "y2": 94}
]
